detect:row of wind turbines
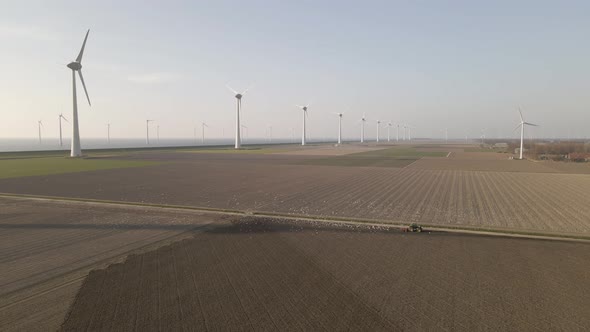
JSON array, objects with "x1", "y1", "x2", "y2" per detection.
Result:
[{"x1": 62, "y1": 29, "x2": 538, "y2": 160}]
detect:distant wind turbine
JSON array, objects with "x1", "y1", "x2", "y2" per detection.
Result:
[
  {"x1": 406, "y1": 125, "x2": 415, "y2": 141},
  {"x1": 157, "y1": 125, "x2": 160, "y2": 144},
  {"x1": 515, "y1": 107, "x2": 539, "y2": 160},
  {"x1": 376, "y1": 120, "x2": 381, "y2": 143},
  {"x1": 107, "y1": 123, "x2": 111, "y2": 144},
  {"x1": 226, "y1": 84, "x2": 252, "y2": 149},
  {"x1": 359, "y1": 113, "x2": 367, "y2": 143},
  {"x1": 201, "y1": 122, "x2": 208, "y2": 144},
  {"x1": 37, "y1": 120, "x2": 43, "y2": 144},
  {"x1": 402, "y1": 124, "x2": 407, "y2": 141},
  {"x1": 66, "y1": 29, "x2": 91, "y2": 157},
  {"x1": 58, "y1": 114, "x2": 69, "y2": 146},
  {"x1": 396, "y1": 124, "x2": 400, "y2": 141},
  {"x1": 296, "y1": 104, "x2": 310, "y2": 145},
  {"x1": 146, "y1": 120, "x2": 154, "y2": 144},
  {"x1": 387, "y1": 122, "x2": 392, "y2": 142},
  {"x1": 333, "y1": 112, "x2": 343, "y2": 145},
  {"x1": 267, "y1": 125, "x2": 273, "y2": 143},
  {"x1": 241, "y1": 125, "x2": 248, "y2": 144}
]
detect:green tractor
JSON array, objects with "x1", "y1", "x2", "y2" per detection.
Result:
[{"x1": 405, "y1": 223, "x2": 423, "y2": 232}]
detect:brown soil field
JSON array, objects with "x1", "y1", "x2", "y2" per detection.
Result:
[
  {"x1": 406, "y1": 158, "x2": 562, "y2": 172},
  {"x1": 0, "y1": 197, "x2": 223, "y2": 332},
  {"x1": 61, "y1": 217, "x2": 590, "y2": 331},
  {"x1": 1, "y1": 153, "x2": 589, "y2": 235},
  {"x1": 273, "y1": 145, "x2": 385, "y2": 156}
]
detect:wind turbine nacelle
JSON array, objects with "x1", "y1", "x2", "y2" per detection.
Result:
[
  {"x1": 67, "y1": 62, "x2": 82, "y2": 70},
  {"x1": 235, "y1": 94, "x2": 242, "y2": 99}
]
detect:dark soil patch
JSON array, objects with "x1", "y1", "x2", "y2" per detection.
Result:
[{"x1": 61, "y1": 217, "x2": 590, "y2": 331}]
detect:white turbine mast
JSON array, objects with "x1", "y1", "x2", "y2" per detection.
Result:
[
  {"x1": 201, "y1": 122, "x2": 209, "y2": 144},
  {"x1": 296, "y1": 104, "x2": 310, "y2": 145},
  {"x1": 107, "y1": 123, "x2": 111, "y2": 144},
  {"x1": 396, "y1": 124, "x2": 400, "y2": 141},
  {"x1": 66, "y1": 29, "x2": 91, "y2": 157},
  {"x1": 360, "y1": 113, "x2": 367, "y2": 143},
  {"x1": 376, "y1": 120, "x2": 381, "y2": 143},
  {"x1": 37, "y1": 120, "x2": 43, "y2": 144},
  {"x1": 227, "y1": 84, "x2": 252, "y2": 149},
  {"x1": 146, "y1": 119, "x2": 154, "y2": 144},
  {"x1": 333, "y1": 112, "x2": 343, "y2": 145},
  {"x1": 387, "y1": 121, "x2": 392, "y2": 142},
  {"x1": 515, "y1": 107, "x2": 539, "y2": 160},
  {"x1": 58, "y1": 114, "x2": 69, "y2": 147}
]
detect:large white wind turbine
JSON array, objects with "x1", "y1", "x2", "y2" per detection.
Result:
[
  {"x1": 146, "y1": 120, "x2": 154, "y2": 144},
  {"x1": 359, "y1": 113, "x2": 367, "y2": 143},
  {"x1": 58, "y1": 114, "x2": 69, "y2": 146},
  {"x1": 515, "y1": 107, "x2": 539, "y2": 160},
  {"x1": 37, "y1": 120, "x2": 43, "y2": 144},
  {"x1": 333, "y1": 112, "x2": 343, "y2": 144},
  {"x1": 296, "y1": 104, "x2": 310, "y2": 145},
  {"x1": 66, "y1": 29, "x2": 91, "y2": 157},
  {"x1": 107, "y1": 123, "x2": 111, "y2": 144},
  {"x1": 227, "y1": 84, "x2": 252, "y2": 149}
]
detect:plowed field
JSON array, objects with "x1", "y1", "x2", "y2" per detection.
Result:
[{"x1": 61, "y1": 217, "x2": 590, "y2": 331}]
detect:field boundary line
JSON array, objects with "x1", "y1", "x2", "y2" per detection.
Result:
[
  {"x1": 1, "y1": 192, "x2": 590, "y2": 243},
  {"x1": 403, "y1": 157, "x2": 423, "y2": 169}
]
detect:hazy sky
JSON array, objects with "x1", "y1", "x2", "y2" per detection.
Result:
[{"x1": 1, "y1": 0, "x2": 589, "y2": 140}]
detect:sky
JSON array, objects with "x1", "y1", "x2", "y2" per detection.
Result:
[{"x1": 1, "y1": 0, "x2": 589, "y2": 141}]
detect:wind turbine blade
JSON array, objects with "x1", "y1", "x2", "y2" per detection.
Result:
[
  {"x1": 76, "y1": 29, "x2": 90, "y2": 63},
  {"x1": 524, "y1": 122, "x2": 539, "y2": 127},
  {"x1": 62, "y1": 115, "x2": 69, "y2": 123},
  {"x1": 518, "y1": 107, "x2": 524, "y2": 122},
  {"x1": 78, "y1": 70, "x2": 91, "y2": 106},
  {"x1": 513, "y1": 123, "x2": 522, "y2": 132},
  {"x1": 241, "y1": 85, "x2": 254, "y2": 95},
  {"x1": 226, "y1": 84, "x2": 238, "y2": 95}
]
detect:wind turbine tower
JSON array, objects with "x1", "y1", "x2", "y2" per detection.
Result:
[
  {"x1": 515, "y1": 108, "x2": 539, "y2": 160},
  {"x1": 227, "y1": 84, "x2": 252, "y2": 149},
  {"x1": 107, "y1": 123, "x2": 111, "y2": 144},
  {"x1": 146, "y1": 120, "x2": 154, "y2": 144},
  {"x1": 58, "y1": 114, "x2": 69, "y2": 147},
  {"x1": 66, "y1": 29, "x2": 91, "y2": 157},
  {"x1": 333, "y1": 112, "x2": 343, "y2": 145},
  {"x1": 296, "y1": 104, "x2": 310, "y2": 145},
  {"x1": 201, "y1": 122, "x2": 208, "y2": 144},
  {"x1": 360, "y1": 113, "x2": 367, "y2": 143},
  {"x1": 376, "y1": 120, "x2": 381, "y2": 142},
  {"x1": 387, "y1": 122, "x2": 392, "y2": 142},
  {"x1": 37, "y1": 120, "x2": 43, "y2": 144}
]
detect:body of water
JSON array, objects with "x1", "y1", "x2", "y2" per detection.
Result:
[{"x1": 0, "y1": 138, "x2": 318, "y2": 152}]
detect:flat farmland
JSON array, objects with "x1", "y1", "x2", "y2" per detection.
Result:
[
  {"x1": 1, "y1": 149, "x2": 589, "y2": 236},
  {"x1": 61, "y1": 217, "x2": 590, "y2": 331},
  {"x1": 0, "y1": 196, "x2": 222, "y2": 332}
]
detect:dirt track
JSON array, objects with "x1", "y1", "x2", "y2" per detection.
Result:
[{"x1": 61, "y1": 217, "x2": 590, "y2": 331}]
